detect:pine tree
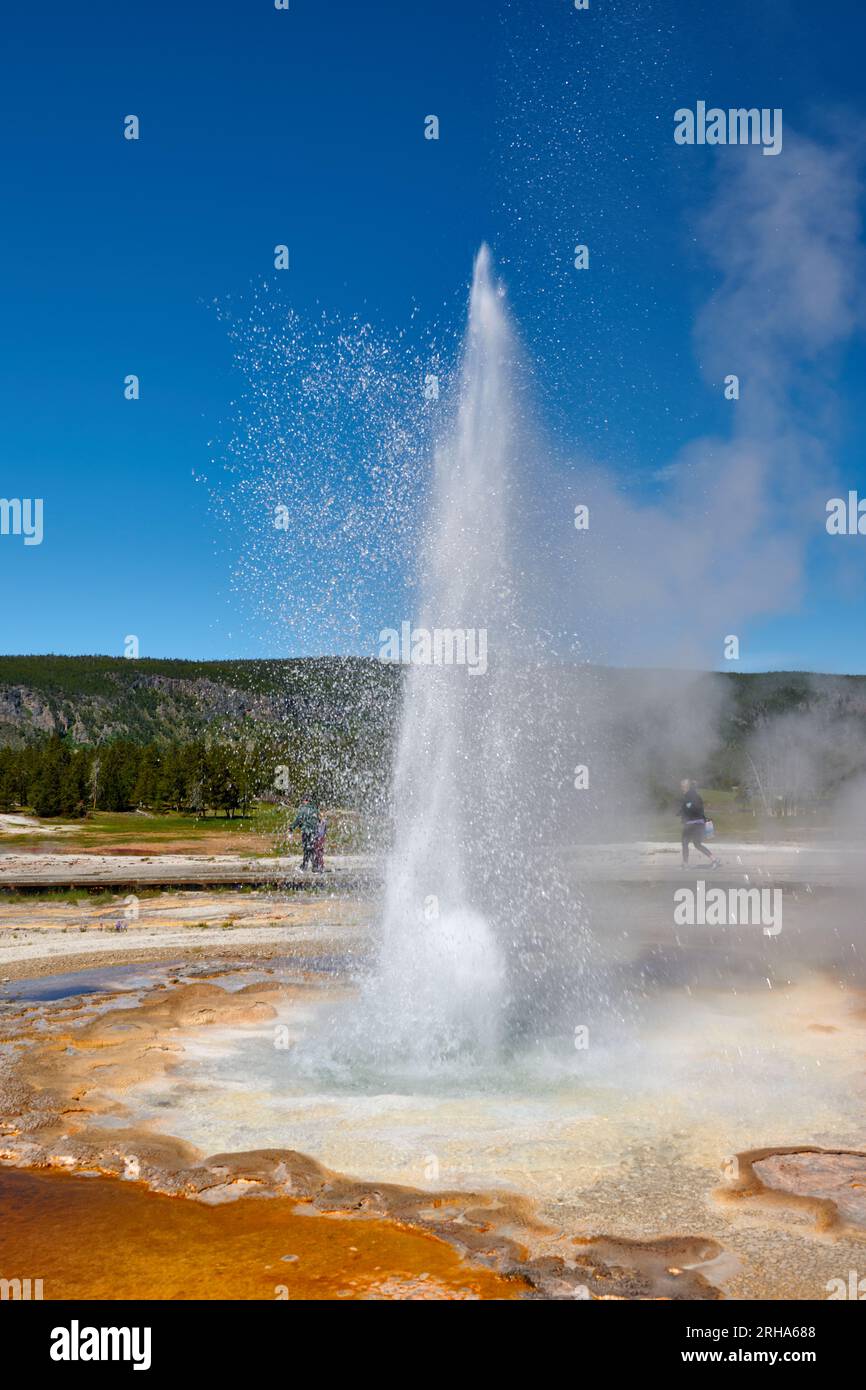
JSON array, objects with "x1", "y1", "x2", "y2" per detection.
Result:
[{"x1": 30, "y1": 737, "x2": 67, "y2": 817}]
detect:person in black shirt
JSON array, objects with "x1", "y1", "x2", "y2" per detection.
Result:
[{"x1": 679, "y1": 779, "x2": 720, "y2": 868}]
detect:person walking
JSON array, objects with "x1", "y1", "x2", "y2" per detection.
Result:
[
  {"x1": 679, "y1": 778, "x2": 721, "y2": 868},
  {"x1": 290, "y1": 794, "x2": 319, "y2": 871}
]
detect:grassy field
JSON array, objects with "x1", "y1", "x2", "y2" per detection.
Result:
[
  {"x1": 0, "y1": 805, "x2": 371, "y2": 856},
  {"x1": 1, "y1": 789, "x2": 837, "y2": 858},
  {"x1": 643, "y1": 787, "x2": 835, "y2": 843}
]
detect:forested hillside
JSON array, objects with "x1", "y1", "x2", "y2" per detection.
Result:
[
  {"x1": 0, "y1": 657, "x2": 400, "y2": 815},
  {"x1": 2, "y1": 658, "x2": 866, "y2": 817},
  {"x1": 0, "y1": 655, "x2": 399, "y2": 746}
]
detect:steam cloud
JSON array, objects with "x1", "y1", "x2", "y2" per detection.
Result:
[{"x1": 530, "y1": 129, "x2": 866, "y2": 670}]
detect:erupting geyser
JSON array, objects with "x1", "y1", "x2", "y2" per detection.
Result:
[
  {"x1": 370, "y1": 246, "x2": 517, "y2": 1065},
  {"x1": 353, "y1": 246, "x2": 587, "y2": 1072}
]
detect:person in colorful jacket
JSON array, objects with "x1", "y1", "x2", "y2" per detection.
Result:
[{"x1": 290, "y1": 795, "x2": 319, "y2": 871}]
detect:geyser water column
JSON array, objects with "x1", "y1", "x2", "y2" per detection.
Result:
[{"x1": 368, "y1": 245, "x2": 549, "y2": 1069}]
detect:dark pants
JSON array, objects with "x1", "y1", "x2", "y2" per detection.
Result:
[
  {"x1": 682, "y1": 821, "x2": 712, "y2": 863},
  {"x1": 301, "y1": 831, "x2": 315, "y2": 869}
]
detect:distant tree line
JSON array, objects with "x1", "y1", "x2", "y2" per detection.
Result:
[
  {"x1": 0, "y1": 738, "x2": 275, "y2": 818},
  {"x1": 0, "y1": 733, "x2": 389, "y2": 820}
]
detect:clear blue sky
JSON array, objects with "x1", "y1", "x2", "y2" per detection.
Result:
[{"x1": 2, "y1": 0, "x2": 865, "y2": 671}]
